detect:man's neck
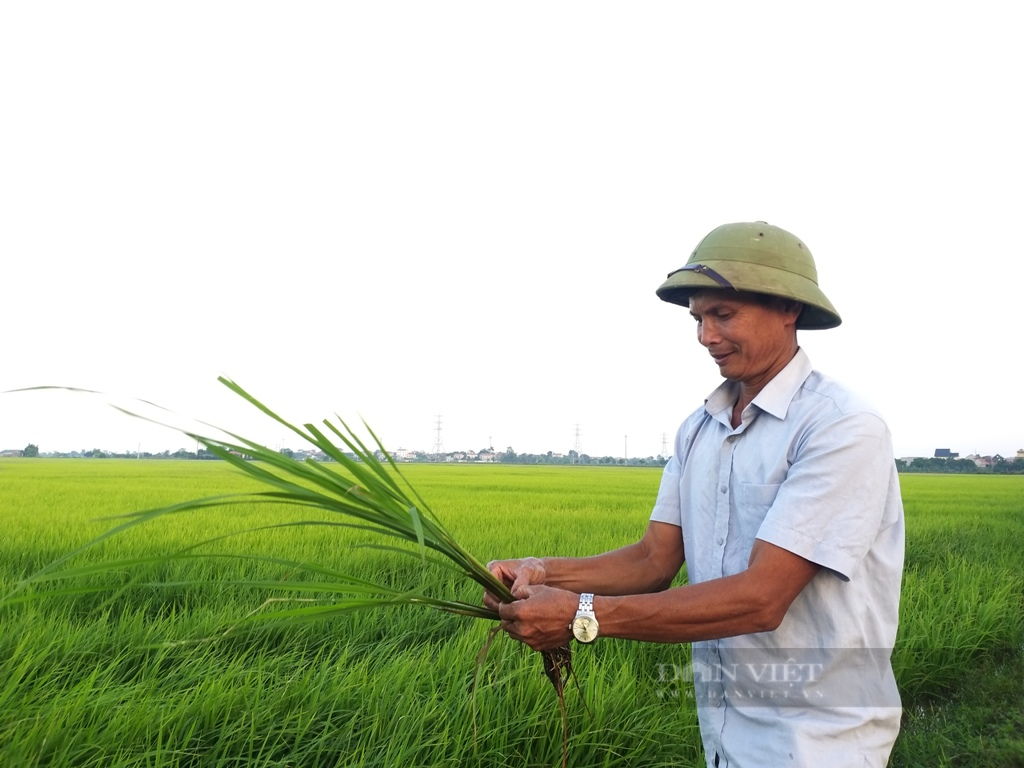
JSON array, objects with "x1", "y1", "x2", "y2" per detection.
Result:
[{"x1": 730, "y1": 345, "x2": 800, "y2": 427}]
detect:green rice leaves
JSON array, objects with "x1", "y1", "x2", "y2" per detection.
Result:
[{"x1": 2, "y1": 378, "x2": 516, "y2": 621}]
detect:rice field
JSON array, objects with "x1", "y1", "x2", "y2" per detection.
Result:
[{"x1": 2, "y1": 460, "x2": 1022, "y2": 767}]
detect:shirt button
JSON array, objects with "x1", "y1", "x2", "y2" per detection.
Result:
[
  {"x1": 727, "y1": 435, "x2": 736, "y2": 443},
  {"x1": 716, "y1": 537, "x2": 724, "y2": 545},
  {"x1": 720, "y1": 486, "x2": 727, "y2": 493},
  {"x1": 714, "y1": 700, "x2": 722, "y2": 708}
]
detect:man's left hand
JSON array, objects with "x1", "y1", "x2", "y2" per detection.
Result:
[{"x1": 497, "y1": 584, "x2": 578, "y2": 651}]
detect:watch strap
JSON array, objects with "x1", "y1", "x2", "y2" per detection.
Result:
[{"x1": 578, "y1": 592, "x2": 594, "y2": 614}]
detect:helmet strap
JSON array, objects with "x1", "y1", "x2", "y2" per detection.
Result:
[{"x1": 666, "y1": 263, "x2": 734, "y2": 290}]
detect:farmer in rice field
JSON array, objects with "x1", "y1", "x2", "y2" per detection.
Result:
[{"x1": 485, "y1": 221, "x2": 905, "y2": 768}]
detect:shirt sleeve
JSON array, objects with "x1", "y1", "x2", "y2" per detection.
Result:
[
  {"x1": 755, "y1": 409, "x2": 896, "y2": 581},
  {"x1": 650, "y1": 453, "x2": 682, "y2": 527}
]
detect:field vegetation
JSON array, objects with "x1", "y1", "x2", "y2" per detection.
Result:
[{"x1": 1, "y1": 460, "x2": 1022, "y2": 767}]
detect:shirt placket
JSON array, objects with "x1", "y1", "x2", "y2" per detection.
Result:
[
  {"x1": 705, "y1": 427, "x2": 740, "y2": 759},
  {"x1": 712, "y1": 431, "x2": 738, "y2": 579}
]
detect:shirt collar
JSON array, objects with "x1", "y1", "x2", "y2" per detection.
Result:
[{"x1": 703, "y1": 348, "x2": 813, "y2": 421}]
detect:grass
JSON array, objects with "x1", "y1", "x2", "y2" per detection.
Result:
[
  {"x1": 1, "y1": 461, "x2": 1022, "y2": 766},
  {"x1": 1, "y1": 459, "x2": 697, "y2": 767},
  {"x1": 889, "y1": 474, "x2": 1024, "y2": 768}
]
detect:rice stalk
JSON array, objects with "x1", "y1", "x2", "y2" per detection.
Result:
[{"x1": 2, "y1": 378, "x2": 584, "y2": 763}]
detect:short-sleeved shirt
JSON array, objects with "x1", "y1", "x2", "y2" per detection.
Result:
[{"x1": 650, "y1": 349, "x2": 904, "y2": 768}]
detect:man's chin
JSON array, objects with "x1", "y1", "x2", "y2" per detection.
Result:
[{"x1": 715, "y1": 362, "x2": 740, "y2": 380}]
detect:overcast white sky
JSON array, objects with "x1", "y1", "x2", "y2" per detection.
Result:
[{"x1": 2, "y1": 2, "x2": 1022, "y2": 460}]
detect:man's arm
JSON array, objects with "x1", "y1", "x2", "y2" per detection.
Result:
[
  {"x1": 484, "y1": 520, "x2": 685, "y2": 613},
  {"x1": 497, "y1": 538, "x2": 820, "y2": 651}
]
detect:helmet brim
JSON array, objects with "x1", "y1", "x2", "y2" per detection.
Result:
[{"x1": 656, "y1": 259, "x2": 842, "y2": 330}]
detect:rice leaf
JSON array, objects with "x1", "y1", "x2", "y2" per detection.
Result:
[
  {"x1": 2, "y1": 379, "x2": 580, "y2": 766},
  {"x1": 2, "y1": 380, "x2": 516, "y2": 608}
]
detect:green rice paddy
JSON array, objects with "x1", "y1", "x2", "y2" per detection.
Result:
[{"x1": 2, "y1": 460, "x2": 1022, "y2": 767}]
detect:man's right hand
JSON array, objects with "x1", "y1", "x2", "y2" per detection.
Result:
[{"x1": 483, "y1": 556, "x2": 547, "y2": 610}]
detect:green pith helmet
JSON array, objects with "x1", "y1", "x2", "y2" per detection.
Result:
[{"x1": 656, "y1": 221, "x2": 842, "y2": 330}]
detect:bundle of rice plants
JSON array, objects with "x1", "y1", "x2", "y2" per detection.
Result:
[{"x1": 3, "y1": 378, "x2": 583, "y2": 764}]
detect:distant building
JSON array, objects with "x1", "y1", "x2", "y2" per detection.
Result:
[
  {"x1": 0, "y1": 449, "x2": 24, "y2": 457},
  {"x1": 934, "y1": 448, "x2": 959, "y2": 459},
  {"x1": 965, "y1": 454, "x2": 995, "y2": 468}
]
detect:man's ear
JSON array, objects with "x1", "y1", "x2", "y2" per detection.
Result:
[{"x1": 780, "y1": 299, "x2": 803, "y2": 324}]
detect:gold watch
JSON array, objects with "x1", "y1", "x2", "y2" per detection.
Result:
[{"x1": 571, "y1": 592, "x2": 599, "y2": 643}]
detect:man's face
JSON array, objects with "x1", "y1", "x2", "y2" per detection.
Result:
[{"x1": 688, "y1": 290, "x2": 801, "y2": 389}]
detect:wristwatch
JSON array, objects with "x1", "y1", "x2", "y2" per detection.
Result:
[{"x1": 571, "y1": 592, "x2": 599, "y2": 643}]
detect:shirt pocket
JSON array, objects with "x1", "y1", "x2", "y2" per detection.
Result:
[
  {"x1": 726, "y1": 483, "x2": 783, "y2": 572},
  {"x1": 733, "y1": 483, "x2": 778, "y2": 507},
  {"x1": 734, "y1": 483, "x2": 782, "y2": 532}
]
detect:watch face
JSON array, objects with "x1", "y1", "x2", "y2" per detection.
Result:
[{"x1": 572, "y1": 615, "x2": 599, "y2": 643}]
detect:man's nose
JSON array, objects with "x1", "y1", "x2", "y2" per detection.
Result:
[{"x1": 698, "y1": 320, "x2": 719, "y2": 347}]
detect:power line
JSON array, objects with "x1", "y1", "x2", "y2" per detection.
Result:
[{"x1": 431, "y1": 414, "x2": 444, "y2": 461}]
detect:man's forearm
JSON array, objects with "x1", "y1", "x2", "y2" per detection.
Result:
[
  {"x1": 595, "y1": 573, "x2": 775, "y2": 643},
  {"x1": 541, "y1": 540, "x2": 680, "y2": 596},
  {"x1": 593, "y1": 539, "x2": 821, "y2": 644},
  {"x1": 496, "y1": 539, "x2": 821, "y2": 651}
]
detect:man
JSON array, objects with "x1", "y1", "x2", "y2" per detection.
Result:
[{"x1": 485, "y1": 221, "x2": 904, "y2": 767}]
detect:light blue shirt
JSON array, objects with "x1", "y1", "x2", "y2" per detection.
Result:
[{"x1": 651, "y1": 348, "x2": 904, "y2": 768}]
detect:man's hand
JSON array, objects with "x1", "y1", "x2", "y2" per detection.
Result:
[
  {"x1": 496, "y1": 584, "x2": 577, "y2": 651},
  {"x1": 483, "y1": 557, "x2": 547, "y2": 612},
  {"x1": 484, "y1": 558, "x2": 578, "y2": 650}
]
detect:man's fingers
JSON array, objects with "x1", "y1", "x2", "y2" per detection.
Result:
[
  {"x1": 496, "y1": 599, "x2": 516, "y2": 621},
  {"x1": 494, "y1": 586, "x2": 574, "y2": 652},
  {"x1": 497, "y1": 601, "x2": 535, "y2": 647},
  {"x1": 510, "y1": 582, "x2": 536, "y2": 600}
]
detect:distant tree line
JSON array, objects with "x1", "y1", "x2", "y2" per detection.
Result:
[
  {"x1": 33, "y1": 447, "x2": 224, "y2": 460},
  {"x1": 896, "y1": 457, "x2": 1024, "y2": 474},
  {"x1": 18, "y1": 442, "x2": 1021, "y2": 473},
  {"x1": 495, "y1": 448, "x2": 668, "y2": 467}
]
